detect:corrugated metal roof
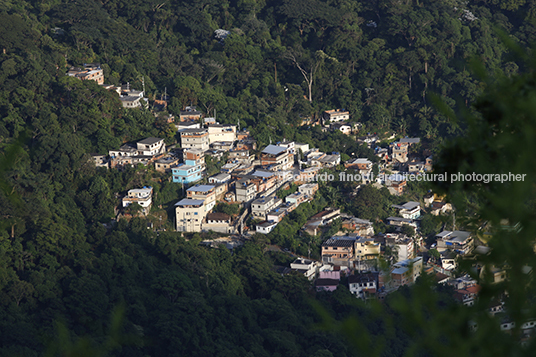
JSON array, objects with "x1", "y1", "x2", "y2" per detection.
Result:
[
  {"x1": 175, "y1": 199, "x2": 204, "y2": 206},
  {"x1": 262, "y1": 144, "x2": 287, "y2": 155}
]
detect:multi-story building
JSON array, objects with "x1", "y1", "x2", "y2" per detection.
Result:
[
  {"x1": 119, "y1": 96, "x2": 143, "y2": 108},
  {"x1": 172, "y1": 164, "x2": 203, "y2": 184},
  {"x1": 290, "y1": 258, "x2": 323, "y2": 280},
  {"x1": 385, "y1": 233, "x2": 414, "y2": 262},
  {"x1": 179, "y1": 106, "x2": 203, "y2": 122},
  {"x1": 235, "y1": 178, "x2": 257, "y2": 203},
  {"x1": 321, "y1": 236, "x2": 356, "y2": 264},
  {"x1": 212, "y1": 182, "x2": 228, "y2": 201},
  {"x1": 266, "y1": 206, "x2": 290, "y2": 223},
  {"x1": 122, "y1": 187, "x2": 153, "y2": 216},
  {"x1": 348, "y1": 273, "x2": 378, "y2": 299},
  {"x1": 251, "y1": 195, "x2": 282, "y2": 220},
  {"x1": 67, "y1": 63, "x2": 104, "y2": 84},
  {"x1": 298, "y1": 183, "x2": 319, "y2": 197},
  {"x1": 180, "y1": 128, "x2": 209, "y2": 151},
  {"x1": 207, "y1": 123, "x2": 236, "y2": 144},
  {"x1": 136, "y1": 137, "x2": 166, "y2": 156},
  {"x1": 109, "y1": 137, "x2": 165, "y2": 169},
  {"x1": 155, "y1": 156, "x2": 179, "y2": 173},
  {"x1": 259, "y1": 145, "x2": 293, "y2": 171},
  {"x1": 354, "y1": 237, "x2": 381, "y2": 260},
  {"x1": 436, "y1": 230, "x2": 473, "y2": 255},
  {"x1": 390, "y1": 138, "x2": 420, "y2": 164},
  {"x1": 392, "y1": 201, "x2": 421, "y2": 220},
  {"x1": 183, "y1": 148, "x2": 205, "y2": 167},
  {"x1": 186, "y1": 185, "x2": 216, "y2": 212},
  {"x1": 228, "y1": 149, "x2": 254, "y2": 163},
  {"x1": 323, "y1": 109, "x2": 350, "y2": 123},
  {"x1": 175, "y1": 198, "x2": 206, "y2": 232},
  {"x1": 277, "y1": 141, "x2": 295, "y2": 154},
  {"x1": 285, "y1": 192, "x2": 308, "y2": 206},
  {"x1": 390, "y1": 257, "x2": 423, "y2": 288},
  {"x1": 341, "y1": 217, "x2": 374, "y2": 236}
]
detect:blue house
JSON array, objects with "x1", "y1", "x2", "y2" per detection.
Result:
[{"x1": 172, "y1": 164, "x2": 203, "y2": 184}]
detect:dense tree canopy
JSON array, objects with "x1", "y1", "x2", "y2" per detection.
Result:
[{"x1": 1, "y1": 0, "x2": 536, "y2": 355}]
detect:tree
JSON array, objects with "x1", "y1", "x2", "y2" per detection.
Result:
[{"x1": 284, "y1": 49, "x2": 337, "y2": 102}]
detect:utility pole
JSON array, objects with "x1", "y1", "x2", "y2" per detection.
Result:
[{"x1": 141, "y1": 76, "x2": 146, "y2": 96}]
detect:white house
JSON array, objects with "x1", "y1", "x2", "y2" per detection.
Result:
[
  {"x1": 136, "y1": 137, "x2": 166, "y2": 156},
  {"x1": 348, "y1": 273, "x2": 377, "y2": 299},
  {"x1": 122, "y1": 187, "x2": 153, "y2": 215},
  {"x1": 256, "y1": 221, "x2": 278, "y2": 234},
  {"x1": 289, "y1": 258, "x2": 322, "y2": 280},
  {"x1": 392, "y1": 201, "x2": 421, "y2": 220}
]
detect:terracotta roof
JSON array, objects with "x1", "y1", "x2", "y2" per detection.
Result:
[{"x1": 207, "y1": 212, "x2": 231, "y2": 221}]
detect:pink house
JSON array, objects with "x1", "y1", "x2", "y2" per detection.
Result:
[
  {"x1": 319, "y1": 270, "x2": 341, "y2": 280},
  {"x1": 315, "y1": 270, "x2": 341, "y2": 292}
]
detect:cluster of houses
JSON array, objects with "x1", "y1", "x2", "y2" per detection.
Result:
[
  {"x1": 86, "y1": 98, "x2": 533, "y2": 338},
  {"x1": 67, "y1": 63, "x2": 148, "y2": 108}
]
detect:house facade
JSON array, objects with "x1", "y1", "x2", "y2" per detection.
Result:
[
  {"x1": 251, "y1": 195, "x2": 282, "y2": 220},
  {"x1": 348, "y1": 273, "x2": 378, "y2": 299},
  {"x1": 259, "y1": 145, "x2": 293, "y2": 171},
  {"x1": 122, "y1": 187, "x2": 153, "y2": 216},
  {"x1": 187, "y1": 185, "x2": 217, "y2": 212},
  {"x1": 172, "y1": 164, "x2": 203, "y2": 184},
  {"x1": 136, "y1": 137, "x2": 166, "y2": 156},
  {"x1": 175, "y1": 198, "x2": 207, "y2": 232},
  {"x1": 323, "y1": 109, "x2": 350, "y2": 123},
  {"x1": 207, "y1": 124, "x2": 236, "y2": 143},
  {"x1": 202, "y1": 212, "x2": 235, "y2": 234},
  {"x1": 180, "y1": 128, "x2": 209, "y2": 151}
]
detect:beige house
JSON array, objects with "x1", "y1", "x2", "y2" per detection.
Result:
[
  {"x1": 202, "y1": 212, "x2": 235, "y2": 234},
  {"x1": 180, "y1": 128, "x2": 209, "y2": 151},
  {"x1": 207, "y1": 123, "x2": 236, "y2": 144},
  {"x1": 298, "y1": 183, "x2": 319, "y2": 197},
  {"x1": 155, "y1": 156, "x2": 179, "y2": 173},
  {"x1": 175, "y1": 198, "x2": 206, "y2": 232},
  {"x1": 323, "y1": 109, "x2": 350, "y2": 123},
  {"x1": 354, "y1": 237, "x2": 381, "y2": 260},
  {"x1": 120, "y1": 96, "x2": 142, "y2": 108},
  {"x1": 67, "y1": 64, "x2": 104, "y2": 85},
  {"x1": 187, "y1": 185, "x2": 217, "y2": 212}
]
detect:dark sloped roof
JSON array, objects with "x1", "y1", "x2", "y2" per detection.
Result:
[{"x1": 315, "y1": 279, "x2": 339, "y2": 287}]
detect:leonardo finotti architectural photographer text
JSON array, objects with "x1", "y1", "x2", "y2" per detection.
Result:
[{"x1": 286, "y1": 172, "x2": 527, "y2": 184}]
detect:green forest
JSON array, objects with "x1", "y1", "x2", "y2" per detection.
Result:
[{"x1": 2, "y1": 0, "x2": 536, "y2": 355}]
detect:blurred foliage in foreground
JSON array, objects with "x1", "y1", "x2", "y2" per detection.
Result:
[{"x1": 316, "y1": 35, "x2": 536, "y2": 356}]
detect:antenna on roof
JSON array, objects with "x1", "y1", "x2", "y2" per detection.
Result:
[
  {"x1": 237, "y1": 118, "x2": 240, "y2": 131},
  {"x1": 269, "y1": 136, "x2": 272, "y2": 145}
]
